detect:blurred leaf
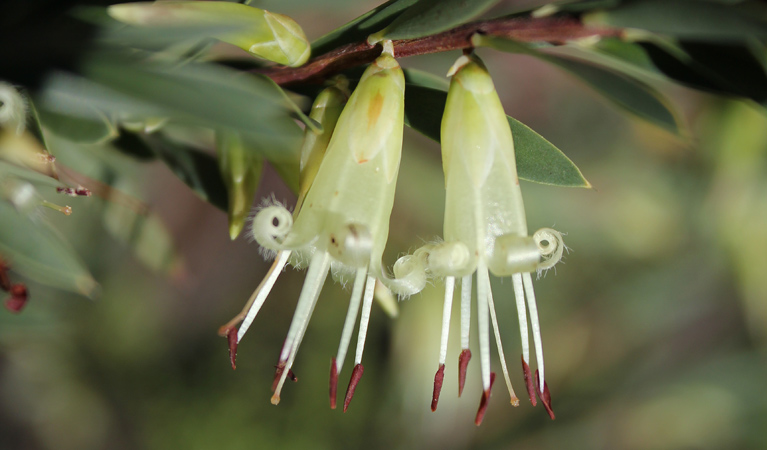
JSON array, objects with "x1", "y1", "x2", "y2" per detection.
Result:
[
  {"x1": 311, "y1": 0, "x2": 417, "y2": 54},
  {"x1": 585, "y1": 0, "x2": 767, "y2": 42},
  {"x1": 103, "y1": 178, "x2": 180, "y2": 274},
  {"x1": 37, "y1": 107, "x2": 117, "y2": 145},
  {"x1": 110, "y1": 129, "x2": 158, "y2": 161},
  {"x1": 216, "y1": 131, "x2": 263, "y2": 240},
  {"x1": 0, "y1": 201, "x2": 97, "y2": 297},
  {"x1": 640, "y1": 40, "x2": 767, "y2": 104},
  {"x1": 0, "y1": 161, "x2": 63, "y2": 189},
  {"x1": 141, "y1": 133, "x2": 228, "y2": 212},
  {"x1": 373, "y1": 0, "x2": 501, "y2": 41},
  {"x1": 402, "y1": 79, "x2": 590, "y2": 187},
  {"x1": 474, "y1": 35, "x2": 684, "y2": 135},
  {"x1": 40, "y1": 54, "x2": 306, "y2": 155}
]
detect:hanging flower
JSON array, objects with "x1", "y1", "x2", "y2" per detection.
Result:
[
  {"x1": 413, "y1": 53, "x2": 566, "y2": 424},
  {"x1": 219, "y1": 42, "x2": 425, "y2": 411}
]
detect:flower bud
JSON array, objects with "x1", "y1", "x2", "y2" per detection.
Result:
[
  {"x1": 215, "y1": 130, "x2": 263, "y2": 240},
  {"x1": 108, "y1": 2, "x2": 311, "y2": 67}
]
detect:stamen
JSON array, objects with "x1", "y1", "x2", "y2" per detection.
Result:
[
  {"x1": 512, "y1": 273, "x2": 530, "y2": 364},
  {"x1": 343, "y1": 363, "x2": 364, "y2": 412},
  {"x1": 226, "y1": 327, "x2": 238, "y2": 370},
  {"x1": 438, "y1": 277, "x2": 455, "y2": 365},
  {"x1": 458, "y1": 349, "x2": 471, "y2": 397},
  {"x1": 535, "y1": 369, "x2": 555, "y2": 420},
  {"x1": 340, "y1": 275, "x2": 376, "y2": 411},
  {"x1": 432, "y1": 277, "x2": 454, "y2": 411},
  {"x1": 334, "y1": 268, "x2": 367, "y2": 375},
  {"x1": 458, "y1": 274, "x2": 472, "y2": 397},
  {"x1": 474, "y1": 372, "x2": 496, "y2": 426},
  {"x1": 271, "y1": 363, "x2": 299, "y2": 391},
  {"x1": 329, "y1": 357, "x2": 338, "y2": 409},
  {"x1": 476, "y1": 263, "x2": 491, "y2": 392},
  {"x1": 271, "y1": 252, "x2": 330, "y2": 405},
  {"x1": 353, "y1": 275, "x2": 377, "y2": 365},
  {"x1": 522, "y1": 272, "x2": 545, "y2": 392},
  {"x1": 431, "y1": 364, "x2": 445, "y2": 412},
  {"x1": 236, "y1": 250, "x2": 291, "y2": 342},
  {"x1": 460, "y1": 275, "x2": 472, "y2": 350},
  {"x1": 521, "y1": 355, "x2": 537, "y2": 406},
  {"x1": 486, "y1": 284, "x2": 518, "y2": 406}
]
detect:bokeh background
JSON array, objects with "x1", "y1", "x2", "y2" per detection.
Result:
[{"x1": 2, "y1": 1, "x2": 767, "y2": 449}]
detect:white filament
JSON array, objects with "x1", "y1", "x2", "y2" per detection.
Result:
[
  {"x1": 237, "y1": 250, "x2": 291, "y2": 342},
  {"x1": 353, "y1": 274, "x2": 377, "y2": 365},
  {"x1": 511, "y1": 273, "x2": 529, "y2": 364},
  {"x1": 522, "y1": 272, "x2": 545, "y2": 392},
  {"x1": 486, "y1": 281, "x2": 515, "y2": 402},
  {"x1": 438, "y1": 277, "x2": 455, "y2": 365},
  {"x1": 460, "y1": 275, "x2": 472, "y2": 350},
  {"x1": 335, "y1": 267, "x2": 367, "y2": 372},
  {"x1": 476, "y1": 263, "x2": 491, "y2": 391}
]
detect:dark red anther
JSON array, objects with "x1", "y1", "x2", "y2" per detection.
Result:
[
  {"x1": 75, "y1": 187, "x2": 92, "y2": 197},
  {"x1": 226, "y1": 327, "x2": 238, "y2": 370},
  {"x1": 474, "y1": 372, "x2": 496, "y2": 426},
  {"x1": 458, "y1": 349, "x2": 471, "y2": 397},
  {"x1": 522, "y1": 355, "x2": 537, "y2": 406},
  {"x1": 343, "y1": 363, "x2": 364, "y2": 413},
  {"x1": 271, "y1": 361, "x2": 286, "y2": 391},
  {"x1": 329, "y1": 357, "x2": 338, "y2": 409},
  {"x1": 535, "y1": 370, "x2": 555, "y2": 420},
  {"x1": 4, "y1": 284, "x2": 28, "y2": 313},
  {"x1": 431, "y1": 364, "x2": 445, "y2": 412}
]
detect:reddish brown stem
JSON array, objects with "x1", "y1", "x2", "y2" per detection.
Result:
[{"x1": 254, "y1": 15, "x2": 620, "y2": 86}]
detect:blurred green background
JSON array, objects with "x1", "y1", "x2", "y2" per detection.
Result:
[{"x1": 3, "y1": 1, "x2": 767, "y2": 449}]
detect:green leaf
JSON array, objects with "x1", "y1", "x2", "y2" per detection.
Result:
[
  {"x1": 37, "y1": 107, "x2": 117, "y2": 145},
  {"x1": 584, "y1": 0, "x2": 767, "y2": 42},
  {"x1": 40, "y1": 54, "x2": 306, "y2": 153},
  {"x1": 0, "y1": 201, "x2": 97, "y2": 297},
  {"x1": 102, "y1": 178, "x2": 180, "y2": 274},
  {"x1": 141, "y1": 133, "x2": 229, "y2": 212},
  {"x1": 473, "y1": 35, "x2": 683, "y2": 136},
  {"x1": 402, "y1": 74, "x2": 590, "y2": 187},
  {"x1": 311, "y1": 0, "x2": 417, "y2": 55},
  {"x1": 0, "y1": 161, "x2": 64, "y2": 189},
  {"x1": 373, "y1": 0, "x2": 501, "y2": 41}
]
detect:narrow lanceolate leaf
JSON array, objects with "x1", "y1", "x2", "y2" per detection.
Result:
[
  {"x1": 0, "y1": 201, "x2": 97, "y2": 297},
  {"x1": 37, "y1": 107, "x2": 117, "y2": 145},
  {"x1": 371, "y1": 0, "x2": 501, "y2": 41},
  {"x1": 108, "y1": 1, "x2": 310, "y2": 67},
  {"x1": 141, "y1": 133, "x2": 228, "y2": 212},
  {"x1": 311, "y1": 0, "x2": 417, "y2": 55},
  {"x1": 42, "y1": 54, "x2": 306, "y2": 154},
  {"x1": 473, "y1": 35, "x2": 683, "y2": 136},
  {"x1": 584, "y1": 0, "x2": 767, "y2": 42},
  {"x1": 403, "y1": 73, "x2": 589, "y2": 188},
  {"x1": 216, "y1": 131, "x2": 263, "y2": 240},
  {"x1": 0, "y1": 161, "x2": 63, "y2": 189}
]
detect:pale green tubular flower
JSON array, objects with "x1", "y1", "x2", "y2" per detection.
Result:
[
  {"x1": 224, "y1": 42, "x2": 424, "y2": 411},
  {"x1": 415, "y1": 53, "x2": 565, "y2": 425},
  {"x1": 107, "y1": 1, "x2": 311, "y2": 67}
]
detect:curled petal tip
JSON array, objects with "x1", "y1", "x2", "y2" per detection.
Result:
[
  {"x1": 458, "y1": 349, "x2": 472, "y2": 397},
  {"x1": 431, "y1": 364, "x2": 445, "y2": 412},
  {"x1": 474, "y1": 372, "x2": 496, "y2": 426},
  {"x1": 343, "y1": 364, "x2": 364, "y2": 413},
  {"x1": 226, "y1": 327, "x2": 238, "y2": 370},
  {"x1": 522, "y1": 355, "x2": 536, "y2": 407},
  {"x1": 329, "y1": 357, "x2": 338, "y2": 409},
  {"x1": 535, "y1": 370, "x2": 555, "y2": 420}
]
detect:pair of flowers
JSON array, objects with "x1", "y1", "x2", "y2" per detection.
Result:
[{"x1": 220, "y1": 41, "x2": 564, "y2": 425}]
